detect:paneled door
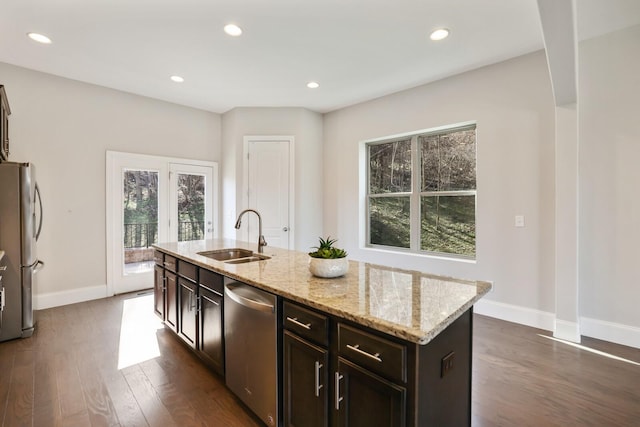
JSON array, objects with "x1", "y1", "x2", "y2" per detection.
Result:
[{"x1": 244, "y1": 136, "x2": 293, "y2": 250}]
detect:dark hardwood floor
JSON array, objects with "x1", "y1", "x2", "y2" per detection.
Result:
[{"x1": 1, "y1": 292, "x2": 639, "y2": 426}]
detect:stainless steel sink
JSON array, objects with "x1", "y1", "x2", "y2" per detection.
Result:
[
  {"x1": 225, "y1": 255, "x2": 271, "y2": 264},
  {"x1": 197, "y1": 248, "x2": 271, "y2": 263},
  {"x1": 197, "y1": 248, "x2": 254, "y2": 261}
]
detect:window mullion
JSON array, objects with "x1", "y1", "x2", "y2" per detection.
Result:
[{"x1": 410, "y1": 135, "x2": 421, "y2": 251}]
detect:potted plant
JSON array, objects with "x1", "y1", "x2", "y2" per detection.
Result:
[{"x1": 308, "y1": 237, "x2": 349, "y2": 278}]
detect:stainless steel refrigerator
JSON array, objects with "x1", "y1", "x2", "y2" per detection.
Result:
[{"x1": 0, "y1": 161, "x2": 43, "y2": 342}]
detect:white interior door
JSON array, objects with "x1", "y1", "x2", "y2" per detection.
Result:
[
  {"x1": 244, "y1": 137, "x2": 293, "y2": 250},
  {"x1": 169, "y1": 163, "x2": 214, "y2": 242}
]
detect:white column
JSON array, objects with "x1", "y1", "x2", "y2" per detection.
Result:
[{"x1": 554, "y1": 104, "x2": 580, "y2": 342}]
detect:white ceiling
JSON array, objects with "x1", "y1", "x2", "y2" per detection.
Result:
[{"x1": 0, "y1": 0, "x2": 638, "y2": 114}]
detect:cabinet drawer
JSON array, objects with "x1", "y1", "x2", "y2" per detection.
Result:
[
  {"x1": 154, "y1": 251, "x2": 164, "y2": 266},
  {"x1": 338, "y1": 323, "x2": 407, "y2": 383},
  {"x1": 199, "y1": 268, "x2": 223, "y2": 295},
  {"x1": 163, "y1": 255, "x2": 177, "y2": 272},
  {"x1": 178, "y1": 260, "x2": 197, "y2": 282},
  {"x1": 283, "y1": 301, "x2": 329, "y2": 347}
]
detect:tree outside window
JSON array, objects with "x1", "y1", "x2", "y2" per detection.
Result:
[{"x1": 367, "y1": 125, "x2": 476, "y2": 257}]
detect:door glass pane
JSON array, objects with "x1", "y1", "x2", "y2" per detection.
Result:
[
  {"x1": 123, "y1": 170, "x2": 158, "y2": 275},
  {"x1": 177, "y1": 173, "x2": 205, "y2": 242}
]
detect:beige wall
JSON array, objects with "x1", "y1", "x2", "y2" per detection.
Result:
[
  {"x1": 579, "y1": 24, "x2": 640, "y2": 332},
  {"x1": 221, "y1": 107, "x2": 323, "y2": 250},
  {"x1": 0, "y1": 62, "x2": 221, "y2": 297},
  {"x1": 323, "y1": 51, "x2": 557, "y2": 314}
]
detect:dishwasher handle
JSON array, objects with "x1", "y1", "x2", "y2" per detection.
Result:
[{"x1": 225, "y1": 284, "x2": 275, "y2": 313}]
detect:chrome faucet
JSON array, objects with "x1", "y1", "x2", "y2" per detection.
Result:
[{"x1": 234, "y1": 209, "x2": 267, "y2": 253}]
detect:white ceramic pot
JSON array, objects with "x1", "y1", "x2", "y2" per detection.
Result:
[{"x1": 308, "y1": 257, "x2": 349, "y2": 278}]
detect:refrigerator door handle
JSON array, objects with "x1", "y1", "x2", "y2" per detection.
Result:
[
  {"x1": 35, "y1": 182, "x2": 43, "y2": 241},
  {"x1": 34, "y1": 260, "x2": 45, "y2": 273}
]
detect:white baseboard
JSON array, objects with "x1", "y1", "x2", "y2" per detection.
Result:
[
  {"x1": 34, "y1": 284, "x2": 108, "y2": 310},
  {"x1": 474, "y1": 299, "x2": 640, "y2": 349},
  {"x1": 554, "y1": 319, "x2": 581, "y2": 343},
  {"x1": 581, "y1": 316, "x2": 640, "y2": 350},
  {"x1": 473, "y1": 298, "x2": 555, "y2": 331}
]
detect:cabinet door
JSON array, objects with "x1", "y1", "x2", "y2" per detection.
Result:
[
  {"x1": 335, "y1": 358, "x2": 406, "y2": 427},
  {"x1": 165, "y1": 271, "x2": 178, "y2": 332},
  {"x1": 178, "y1": 277, "x2": 197, "y2": 348},
  {"x1": 198, "y1": 285, "x2": 224, "y2": 375},
  {"x1": 153, "y1": 265, "x2": 165, "y2": 320},
  {"x1": 283, "y1": 331, "x2": 329, "y2": 427}
]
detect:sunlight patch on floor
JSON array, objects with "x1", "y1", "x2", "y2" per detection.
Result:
[
  {"x1": 118, "y1": 294, "x2": 164, "y2": 369},
  {"x1": 538, "y1": 334, "x2": 640, "y2": 366}
]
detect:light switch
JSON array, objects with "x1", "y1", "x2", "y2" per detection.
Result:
[{"x1": 515, "y1": 215, "x2": 525, "y2": 227}]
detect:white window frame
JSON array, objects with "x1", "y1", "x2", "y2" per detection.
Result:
[{"x1": 364, "y1": 122, "x2": 477, "y2": 259}]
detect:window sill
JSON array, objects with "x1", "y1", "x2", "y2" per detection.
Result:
[{"x1": 362, "y1": 245, "x2": 477, "y2": 265}]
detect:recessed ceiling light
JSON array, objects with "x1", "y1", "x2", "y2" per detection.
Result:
[
  {"x1": 27, "y1": 32, "x2": 52, "y2": 44},
  {"x1": 307, "y1": 81, "x2": 319, "y2": 89},
  {"x1": 170, "y1": 75, "x2": 184, "y2": 83},
  {"x1": 429, "y1": 28, "x2": 450, "y2": 41},
  {"x1": 224, "y1": 24, "x2": 243, "y2": 37}
]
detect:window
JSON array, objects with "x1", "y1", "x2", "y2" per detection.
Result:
[{"x1": 367, "y1": 124, "x2": 476, "y2": 258}]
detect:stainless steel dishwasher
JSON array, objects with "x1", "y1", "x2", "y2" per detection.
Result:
[{"x1": 224, "y1": 279, "x2": 279, "y2": 426}]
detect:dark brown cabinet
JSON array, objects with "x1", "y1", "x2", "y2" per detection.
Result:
[
  {"x1": 198, "y1": 269, "x2": 225, "y2": 375},
  {"x1": 165, "y1": 270, "x2": 178, "y2": 332},
  {"x1": 153, "y1": 250, "x2": 225, "y2": 376},
  {"x1": 157, "y1": 253, "x2": 179, "y2": 333},
  {"x1": 153, "y1": 264, "x2": 165, "y2": 320},
  {"x1": 177, "y1": 259, "x2": 198, "y2": 349},
  {"x1": 282, "y1": 301, "x2": 472, "y2": 427},
  {"x1": 335, "y1": 358, "x2": 406, "y2": 427},
  {"x1": 153, "y1": 252, "x2": 165, "y2": 320},
  {"x1": 0, "y1": 85, "x2": 10, "y2": 161},
  {"x1": 178, "y1": 277, "x2": 197, "y2": 348},
  {"x1": 282, "y1": 301, "x2": 330, "y2": 427},
  {"x1": 334, "y1": 323, "x2": 407, "y2": 427},
  {"x1": 283, "y1": 330, "x2": 329, "y2": 427}
]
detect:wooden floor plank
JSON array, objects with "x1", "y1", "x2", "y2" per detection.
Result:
[
  {"x1": 2, "y1": 349, "x2": 34, "y2": 426},
  {"x1": 33, "y1": 351, "x2": 62, "y2": 427},
  {"x1": 122, "y1": 365, "x2": 177, "y2": 427},
  {"x1": 75, "y1": 348, "x2": 121, "y2": 427},
  {"x1": 471, "y1": 315, "x2": 640, "y2": 426}
]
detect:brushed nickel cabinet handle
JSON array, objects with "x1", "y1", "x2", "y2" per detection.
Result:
[
  {"x1": 286, "y1": 316, "x2": 311, "y2": 330},
  {"x1": 346, "y1": 344, "x2": 383, "y2": 363},
  {"x1": 314, "y1": 361, "x2": 323, "y2": 397},
  {"x1": 335, "y1": 372, "x2": 343, "y2": 410}
]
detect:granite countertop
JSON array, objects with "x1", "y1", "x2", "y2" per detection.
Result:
[{"x1": 153, "y1": 239, "x2": 492, "y2": 345}]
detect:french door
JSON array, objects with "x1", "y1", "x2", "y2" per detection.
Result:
[{"x1": 107, "y1": 152, "x2": 217, "y2": 295}]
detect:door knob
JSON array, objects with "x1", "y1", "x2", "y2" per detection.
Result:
[{"x1": 283, "y1": 227, "x2": 289, "y2": 232}]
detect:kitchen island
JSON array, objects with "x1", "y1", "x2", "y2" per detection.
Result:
[{"x1": 153, "y1": 239, "x2": 491, "y2": 427}]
